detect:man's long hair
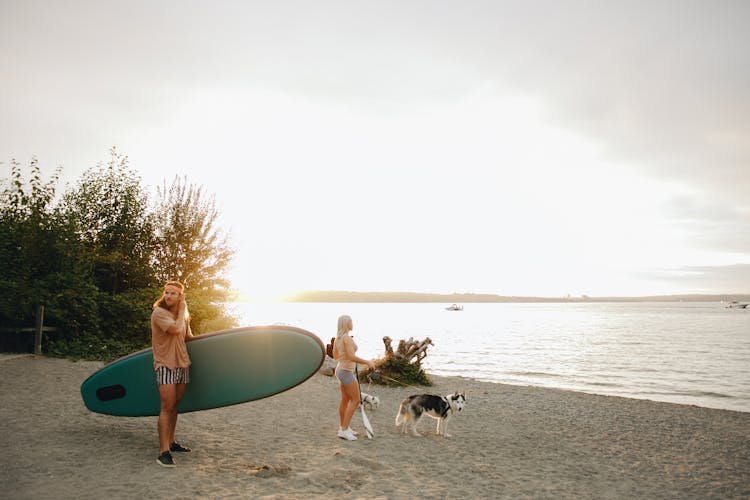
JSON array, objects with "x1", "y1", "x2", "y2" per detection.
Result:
[{"x1": 153, "y1": 281, "x2": 185, "y2": 310}]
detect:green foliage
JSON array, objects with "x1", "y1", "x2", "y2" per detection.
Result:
[
  {"x1": 152, "y1": 175, "x2": 237, "y2": 334},
  {"x1": 42, "y1": 288, "x2": 154, "y2": 361},
  {"x1": 98, "y1": 288, "x2": 156, "y2": 342},
  {"x1": 59, "y1": 148, "x2": 155, "y2": 293},
  {"x1": 185, "y1": 293, "x2": 237, "y2": 334},
  {"x1": 371, "y1": 356, "x2": 432, "y2": 387},
  {"x1": 1, "y1": 152, "x2": 239, "y2": 359},
  {"x1": 0, "y1": 158, "x2": 73, "y2": 323},
  {"x1": 45, "y1": 332, "x2": 148, "y2": 362}
]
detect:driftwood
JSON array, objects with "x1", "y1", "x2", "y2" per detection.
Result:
[
  {"x1": 382, "y1": 336, "x2": 433, "y2": 366},
  {"x1": 382, "y1": 336, "x2": 395, "y2": 357}
]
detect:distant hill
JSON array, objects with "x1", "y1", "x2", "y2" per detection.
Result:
[{"x1": 286, "y1": 291, "x2": 750, "y2": 303}]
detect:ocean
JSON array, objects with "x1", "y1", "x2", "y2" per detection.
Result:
[{"x1": 230, "y1": 301, "x2": 750, "y2": 413}]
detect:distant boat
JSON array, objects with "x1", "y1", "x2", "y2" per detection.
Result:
[
  {"x1": 446, "y1": 304, "x2": 463, "y2": 311},
  {"x1": 725, "y1": 301, "x2": 749, "y2": 309}
]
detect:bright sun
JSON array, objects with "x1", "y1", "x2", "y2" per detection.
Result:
[{"x1": 149, "y1": 89, "x2": 701, "y2": 300}]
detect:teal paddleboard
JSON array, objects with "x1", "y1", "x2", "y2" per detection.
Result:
[{"x1": 80, "y1": 325, "x2": 325, "y2": 416}]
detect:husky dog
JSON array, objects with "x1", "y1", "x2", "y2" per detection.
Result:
[
  {"x1": 360, "y1": 392, "x2": 380, "y2": 410},
  {"x1": 395, "y1": 392, "x2": 466, "y2": 437}
]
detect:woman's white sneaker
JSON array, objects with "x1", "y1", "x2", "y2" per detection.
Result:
[{"x1": 337, "y1": 428, "x2": 357, "y2": 441}]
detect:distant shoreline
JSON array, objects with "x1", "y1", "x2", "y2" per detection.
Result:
[{"x1": 284, "y1": 290, "x2": 750, "y2": 303}]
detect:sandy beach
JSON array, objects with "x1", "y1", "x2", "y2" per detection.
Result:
[{"x1": 1, "y1": 354, "x2": 748, "y2": 499}]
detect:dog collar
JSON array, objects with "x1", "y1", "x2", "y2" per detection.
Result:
[{"x1": 442, "y1": 396, "x2": 454, "y2": 415}]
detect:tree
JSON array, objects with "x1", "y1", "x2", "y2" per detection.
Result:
[
  {"x1": 0, "y1": 158, "x2": 101, "y2": 349},
  {"x1": 60, "y1": 148, "x2": 155, "y2": 294},
  {"x1": 0, "y1": 158, "x2": 63, "y2": 324},
  {"x1": 152, "y1": 176, "x2": 236, "y2": 333},
  {"x1": 55, "y1": 148, "x2": 158, "y2": 349},
  {"x1": 1, "y1": 150, "x2": 239, "y2": 358}
]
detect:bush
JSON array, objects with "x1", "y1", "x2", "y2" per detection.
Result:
[
  {"x1": 45, "y1": 332, "x2": 148, "y2": 362},
  {"x1": 1, "y1": 155, "x2": 239, "y2": 361},
  {"x1": 368, "y1": 356, "x2": 432, "y2": 387}
]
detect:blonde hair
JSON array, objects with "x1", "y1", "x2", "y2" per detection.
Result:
[{"x1": 336, "y1": 315, "x2": 352, "y2": 339}]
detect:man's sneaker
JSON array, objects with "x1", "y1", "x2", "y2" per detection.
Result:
[
  {"x1": 340, "y1": 427, "x2": 359, "y2": 436},
  {"x1": 156, "y1": 451, "x2": 176, "y2": 467},
  {"x1": 170, "y1": 442, "x2": 191, "y2": 453},
  {"x1": 337, "y1": 428, "x2": 357, "y2": 441}
]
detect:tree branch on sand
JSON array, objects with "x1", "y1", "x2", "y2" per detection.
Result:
[
  {"x1": 364, "y1": 336, "x2": 433, "y2": 386},
  {"x1": 390, "y1": 336, "x2": 433, "y2": 365}
]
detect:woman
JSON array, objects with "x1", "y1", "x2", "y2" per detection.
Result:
[{"x1": 333, "y1": 314, "x2": 375, "y2": 440}]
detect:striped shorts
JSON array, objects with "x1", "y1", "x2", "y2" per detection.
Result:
[{"x1": 155, "y1": 366, "x2": 190, "y2": 385}]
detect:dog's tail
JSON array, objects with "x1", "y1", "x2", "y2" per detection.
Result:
[{"x1": 394, "y1": 400, "x2": 407, "y2": 426}]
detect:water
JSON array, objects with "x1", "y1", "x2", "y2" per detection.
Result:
[{"x1": 230, "y1": 301, "x2": 750, "y2": 413}]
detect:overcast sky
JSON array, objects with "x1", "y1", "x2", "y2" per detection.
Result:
[{"x1": 2, "y1": 0, "x2": 749, "y2": 299}]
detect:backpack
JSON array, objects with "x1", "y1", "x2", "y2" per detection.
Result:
[{"x1": 325, "y1": 337, "x2": 335, "y2": 358}]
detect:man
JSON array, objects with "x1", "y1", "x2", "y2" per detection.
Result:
[{"x1": 151, "y1": 281, "x2": 194, "y2": 467}]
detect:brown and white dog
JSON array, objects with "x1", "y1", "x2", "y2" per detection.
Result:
[{"x1": 395, "y1": 392, "x2": 466, "y2": 437}]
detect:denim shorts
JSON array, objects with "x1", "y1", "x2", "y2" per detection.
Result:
[{"x1": 335, "y1": 367, "x2": 356, "y2": 386}]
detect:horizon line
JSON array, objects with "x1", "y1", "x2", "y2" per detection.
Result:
[{"x1": 235, "y1": 290, "x2": 750, "y2": 303}]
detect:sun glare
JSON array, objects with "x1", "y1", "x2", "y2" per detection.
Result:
[{"x1": 146, "y1": 88, "x2": 718, "y2": 300}]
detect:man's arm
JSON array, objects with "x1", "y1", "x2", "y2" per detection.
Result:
[{"x1": 165, "y1": 298, "x2": 188, "y2": 337}]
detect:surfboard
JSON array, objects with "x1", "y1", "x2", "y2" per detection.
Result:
[{"x1": 80, "y1": 325, "x2": 325, "y2": 416}]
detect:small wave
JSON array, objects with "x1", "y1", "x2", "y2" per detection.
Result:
[
  {"x1": 508, "y1": 371, "x2": 563, "y2": 378},
  {"x1": 636, "y1": 389, "x2": 735, "y2": 399},
  {"x1": 684, "y1": 390, "x2": 735, "y2": 399},
  {"x1": 628, "y1": 367, "x2": 660, "y2": 373},
  {"x1": 586, "y1": 381, "x2": 622, "y2": 388}
]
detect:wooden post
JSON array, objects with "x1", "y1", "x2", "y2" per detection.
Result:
[{"x1": 34, "y1": 305, "x2": 44, "y2": 355}]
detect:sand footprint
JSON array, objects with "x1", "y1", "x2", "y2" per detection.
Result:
[
  {"x1": 349, "y1": 455, "x2": 385, "y2": 471},
  {"x1": 247, "y1": 463, "x2": 292, "y2": 478}
]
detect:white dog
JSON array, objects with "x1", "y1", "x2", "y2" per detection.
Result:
[
  {"x1": 395, "y1": 392, "x2": 466, "y2": 437},
  {"x1": 360, "y1": 392, "x2": 380, "y2": 410}
]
